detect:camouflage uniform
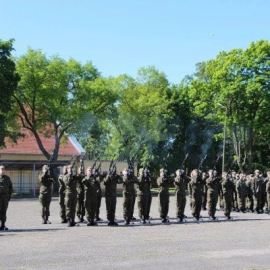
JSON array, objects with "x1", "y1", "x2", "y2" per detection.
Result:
[
  {"x1": 253, "y1": 175, "x2": 264, "y2": 213},
  {"x1": 95, "y1": 174, "x2": 104, "y2": 221},
  {"x1": 201, "y1": 174, "x2": 208, "y2": 210},
  {"x1": 76, "y1": 174, "x2": 85, "y2": 222},
  {"x1": 63, "y1": 173, "x2": 77, "y2": 226},
  {"x1": 174, "y1": 174, "x2": 189, "y2": 221},
  {"x1": 236, "y1": 178, "x2": 247, "y2": 212},
  {"x1": 137, "y1": 174, "x2": 151, "y2": 222},
  {"x1": 58, "y1": 173, "x2": 67, "y2": 222},
  {"x1": 265, "y1": 178, "x2": 270, "y2": 214},
  {"x1": 104, "y1": 174, "x2": 122, "y2": 225},
  {"x1": 39, "y1": 172, "x2": 55, "y2": 224},
  {"x1": 206, "y1": 175, "x2": 221, "y2": 219},
  {"x1": 157, "y1": 175, "x2": 170, "y2": 222},
  {"x1": 0, "y1": 174, "x2": 13, "y2": 230},
  {"x1": 189, "y1": 174, "x2": 204, "y2": 220},
  {"x1": 82, "y1": 174, "x2": 99, "y2": 225},
  {"x1": 246, "y1": 178, "x2": 254, "y2": 212},
  {"x1": 122, "y1": 174, "x2": 137, "y2": 224},
  {"x1": 221, "y1": 176, "x2": 234, "y2": 219}
]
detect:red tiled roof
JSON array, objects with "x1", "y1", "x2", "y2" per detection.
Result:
[{"x1": 0, "y1": 128, "x2": 80, "y2": 156}]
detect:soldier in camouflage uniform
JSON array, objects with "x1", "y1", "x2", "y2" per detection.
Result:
[
  {"x1": 246, "y1": 174, "x2": 254, "y2": 213},
  {"x1": 0, "y1": 166, "x2": 13, "y2": 230},
  {"x1": 58, "y1": 166, "x2": 67, "y2": 223},
  {"x1": 76, "y1": 167, "x2": 86, "y2": 222},
  {"x1": 174, "y1": 169, "x2": 190, "y2": 222},
  {"x1": 122, "y1": 168, "x2": 137, "y2": 225},
  {"x1": 253, "y1": 169, "x2": 264, "y2": 214},
  {"x1": 63, "y1": 165, "x2": 78, "y2": 227},
  {"x1": 265, "y1": 171, "x2": 270, "y2": 214},
  {"x1": 206, "y1": 170, "x2": 221, "y2": 220},
  {"x1": 201, "y1": 172, "x2": 208, "y2": 210},
  {"x1": 233, "y1": 173, "x2": 240, "y2": 212},
  {"x1": 137, "y1": 167, "x2": 151, "y2": 224},
  {"x1": 104, "y1": 169, "x2": 122, "y2": 226},
  {"x1": 95, "y1": 165, "x2": 104, "y2": 221},
  {"x1": 189, "y1": 169, "x2": 204, "y2": 221},
  {"x1": 157, "y1": 168, "x2": 171, "y2": 223},
  {"x1": 39, "y1": 165, "x2": 55, "y2": 224},
  {"x1": 236, "y1": 173, "x2": 247, "y2": 212},
  {"x1": 221, "y1": 172, "x2": 234, "y2": 219},
  {"x1": 82, "y1": 167, "x2": 99, "y2": 226}
]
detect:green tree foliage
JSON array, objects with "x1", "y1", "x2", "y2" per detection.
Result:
[
  {"x1": 0, "y1": 39, "x2": 20, "y2": 146},
  {"x1": 13, "y1": 48, "x2": 114, "y2": 161},
  {"x1": 190, "y1": 40, "x2": 270, "y2": 172}
]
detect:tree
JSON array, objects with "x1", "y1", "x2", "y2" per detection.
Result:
[
  {"x1": 13, "y1": 48, "x2": 114, "y2": 161},
  {"x1": 190, "y1": 40, "x2": 270, "y2": 172},
  {"x1": 0, "y1": 39, "x2": 20, "y2": 146}
]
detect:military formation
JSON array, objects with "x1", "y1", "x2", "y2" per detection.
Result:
[{"x1": 1, "y1": 160, "x2": 270, "y2": 230}]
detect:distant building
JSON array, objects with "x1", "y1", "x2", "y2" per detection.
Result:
[{"x1": 0, "y1": 128, "x2": 134, "y2": 196}]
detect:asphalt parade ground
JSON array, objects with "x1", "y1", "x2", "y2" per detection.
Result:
[{"x1": 1, "y1": 196, "x2": 270, "y2": 270}]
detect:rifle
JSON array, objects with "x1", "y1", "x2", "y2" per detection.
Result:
[
  {"x1": 79, "y1": 156, "x2": 85, "y2": 176},
  {"x1": 96, "y1": 160, "x2": 103, "y2": 174},
  {"x1": 90, "y1": 157, "x2": 99, "y2": 176},
  {"x1": 68, "y1": 155, "x2": 78, "y2": 176},
  {"x1": 198, "y1": 154, "x2": 207, "y2": 172},
  {"x1": 213, "y1": 154, "x2": 221, "y2": 171},
  {"x1": 108, "y1": 155, "x2": 117, "y2": 175},
  {"x1": 180, "y1": 153, "x2": 189, "y2": 170},
  {"x1": 47, "y1": 156, "x2": 53, "y2": 176}
]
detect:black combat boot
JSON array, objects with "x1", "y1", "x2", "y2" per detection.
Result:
[
  {"x1": 61, "y1": 218, "x2": 68, "y2": 223},
  {"x1": 42, "y1": 216, "x2": 47, "y2": 224},
  {"x1": 0, "y1": 221, "x2": 8, "y2": 231},
  {"x1": 46, "y1": 215, "x2": 51, "y2": 224},
  {"x1": 67, "y1": 218, "x2": 72, "y2": 227}
]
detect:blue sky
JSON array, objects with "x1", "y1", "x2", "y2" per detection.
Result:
[{"x1": 1, "y1": 0, "x2": 269, "y2": 84}]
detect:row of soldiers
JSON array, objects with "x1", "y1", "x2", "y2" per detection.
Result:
[
  {"x1": 1, "y1": 163, "x2": 269, "y2": 230},
  {"x1": 38, "y1": 162, "x2": 270, "y2": 226},
  {"x1": 39, "y1": 163, "x2": 151, "y2": 226}
]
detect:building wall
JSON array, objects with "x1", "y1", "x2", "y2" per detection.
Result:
[{"x1": 6, "y1": 160, "x2": 137, "y2": 196}]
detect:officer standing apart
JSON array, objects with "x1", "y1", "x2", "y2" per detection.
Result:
[
  {"x1": 0, "y1": 165, "x2": 13, "y2": 230},
  {"x1": 39, "y1": 165, "x2": 55, "y2": 224}
]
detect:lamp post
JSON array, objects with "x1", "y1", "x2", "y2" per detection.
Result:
[{"x1": 218, "y1": 103, "x2": 227, "y2": 173}]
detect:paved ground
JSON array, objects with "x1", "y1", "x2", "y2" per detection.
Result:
[{"x1": 1, "y1": 196, "x2": 270, "y2": 270}]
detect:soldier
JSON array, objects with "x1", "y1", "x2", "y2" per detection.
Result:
[
  {"x1": 206, "y1": 169, "x2": 221, "y2": 220},
  {"x1": 201, "y1": 172, "x2": 208, "y2": 210},
  {"x1": 246, "y1": 174, "x2": 254, "y2": 213},
  {"x1": 137, "y1": 167, "x2": 151, "y2": 224},
  {"x1": 253, "y1": 169, "x2": 264, "y2": 214},
  {"x1": 76, "y1": 167, "x2": 86, "y2": 223},
  {"x1": 218, "y1": 178, "x2": 224, "y2": 210},
  {"x1": 39, "y1": 165, "x2": 55, "y2": 224},
  {"x1": 63, "y1": 164, "x2": 78, "y2": 227},
  {"x1": 104, "y1": 167, "x2": 122, "y2": 226},
  {"x1": 58, "y1": 166, "x2": 67, "y2": 223},
  {"x1": 122, "y1": 168, "x2": 137, "y2": 225},
  {"x1": 265, "y1": 171, "x2": 270, "y2": 214},
  {"x1": 221, "y1": 171, "x2": 234, "y2": 220},
  {"x1": 188, "y1": 180, "x2": 193, "y2": 211},
  {"x1": 236, "y1": 173, "x2": 247, "y2": 213},
  {"x1": 95, "y1": 165, "x2": 104, "y2": 222},
  {"x1": 157, "y1": 168, "x2": 171, "y2": 223},
  {"x1": 82, "y1": 166, "x2": 99, "y2": 226},
  {"x1": 0, "y1": 165, "x2": 13, "y2": 230},
  {"x1": 189, "y1": 169, "x2": 204, "y2": 221},
  {"x1": 233, "y1": 173, "x2": 240, "y2": 212},
  {"x1": 174, "y1": 169, "x2": 190, "y2": 222}
]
